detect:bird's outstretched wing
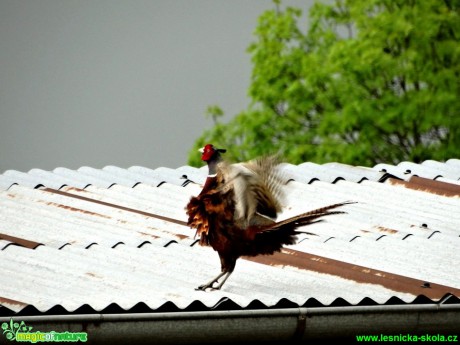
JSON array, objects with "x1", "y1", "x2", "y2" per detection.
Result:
[{"x1": 218, "y1": 156, "x2": 287, "y2": 227}]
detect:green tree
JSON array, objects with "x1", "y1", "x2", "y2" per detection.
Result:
[{"x1": 188, "y1": 0, "x2": 460, "y2": 167}]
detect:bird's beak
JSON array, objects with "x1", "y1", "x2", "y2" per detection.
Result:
[{"x1": 198, "y1": 147, "x2": 205, "y2": 153}]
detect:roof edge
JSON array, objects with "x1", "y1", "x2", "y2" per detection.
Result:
[{"x1": 1, "y1": 304, "x2": 458, "y2": 343}]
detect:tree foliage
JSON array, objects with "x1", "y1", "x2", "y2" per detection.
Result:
[{"x1": 188, "y1": 0, "x2": 460, "y2": 166}]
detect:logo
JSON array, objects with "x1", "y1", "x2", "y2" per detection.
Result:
[{"x1": 2, "y1": 319, "x2": 87, "y2": 343}]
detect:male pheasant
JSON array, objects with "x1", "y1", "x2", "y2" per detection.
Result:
[{"x1": 186, "y1": 144, "x2": 351, "y2": 291}]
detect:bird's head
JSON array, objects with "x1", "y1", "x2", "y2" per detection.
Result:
[{"x1": 199, "y1": 144, "x2": 226, "y2": 162}]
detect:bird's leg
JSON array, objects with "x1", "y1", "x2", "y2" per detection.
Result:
[
  {"x1": 195, "y1": 270, "x2": 231, "y2": 291},
  {"x1": 213, "y1": 271, "x2": 232, "y2": 290},
  {"x1": 196, "y1": 255, "x2": 236, "y2": 291}
]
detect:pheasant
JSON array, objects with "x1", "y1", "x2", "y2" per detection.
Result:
[{"x1": 186, "y1": 144, "x2": 351, "y2": 291}]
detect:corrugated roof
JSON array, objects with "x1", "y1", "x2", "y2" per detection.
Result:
[{"x1": 0, "y1": 159, "x2": 459, "y2": 319}]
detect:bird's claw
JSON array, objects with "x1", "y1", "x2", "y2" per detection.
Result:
[{"x1": 195, "y1": 281, "x2": 220, "y2": 291}]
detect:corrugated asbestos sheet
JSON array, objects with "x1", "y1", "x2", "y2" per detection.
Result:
[{"x1": 0, "y1": 159, "x2": 459, "y2": 316}]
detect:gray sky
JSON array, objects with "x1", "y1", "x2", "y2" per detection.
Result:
[{"x1": 1, "y1": 0, "x2": 312, "y2": 173}]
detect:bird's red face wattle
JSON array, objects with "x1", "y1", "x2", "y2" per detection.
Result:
[{"x1": 200, "y1": 144, "x2": 216, "y2": 162}]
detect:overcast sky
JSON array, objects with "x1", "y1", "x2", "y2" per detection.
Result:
[{"x1": 0, "y1": 0, "x2": 313, "y2": 173}]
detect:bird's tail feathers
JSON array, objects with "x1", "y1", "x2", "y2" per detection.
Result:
[{"x1": 252, "y1": 201, "x2": 355, "y2": 234}]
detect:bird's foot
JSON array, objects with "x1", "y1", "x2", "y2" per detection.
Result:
[
  {"x1": 195, "y1": 271, "x2": 231, "y2": 291},
  {"x1": 195, "y1": 281, "x2": 220, "y2": 291}
]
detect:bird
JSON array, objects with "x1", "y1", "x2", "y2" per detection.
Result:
[{"x1": 186, "y1": 143, "x2": 352, "y2": 291}]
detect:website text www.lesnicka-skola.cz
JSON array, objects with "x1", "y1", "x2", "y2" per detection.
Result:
[{"x1": 356, "y1": 334, "x2": 458, "y2": 342}]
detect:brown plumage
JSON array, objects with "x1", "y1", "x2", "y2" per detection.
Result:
[{"x1": 186, "y1": 144, "x2": 352, "y2": 291}]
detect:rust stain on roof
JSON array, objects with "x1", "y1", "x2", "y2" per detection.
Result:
[
  {"x1": 0, "y1": 297, "x2": 28, "y2": 308},
  {"x1": 41, "y1": 201, "x2": 111, "y2": 219},
  {"x1": 388, "y1": 176, "x2": 460, "y2": 197},
  {"x1": 375, "y1": 226, "x2": 398, "y2": 234},
  {"x1": 138, "y1": 231, "x2": 159, "y2": 239},
  {"x1": 0, "y1": 233, "x2": 42, "y2": 249},
  {"x1": 244, "y1": 248, "x2": 460, "y2": 299},
  {"x1": 43, "y1": 188, "x2": 188, "y2": 226},
  {"x1": 61, "y1": 186, "x2": 90, "y2": 194},
  {"x1": 174, "y1": 233, "x2": 188, "y2": 240},
  {"x1": 85, "y1": 272, "x2": 103, "y2": 279}
]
